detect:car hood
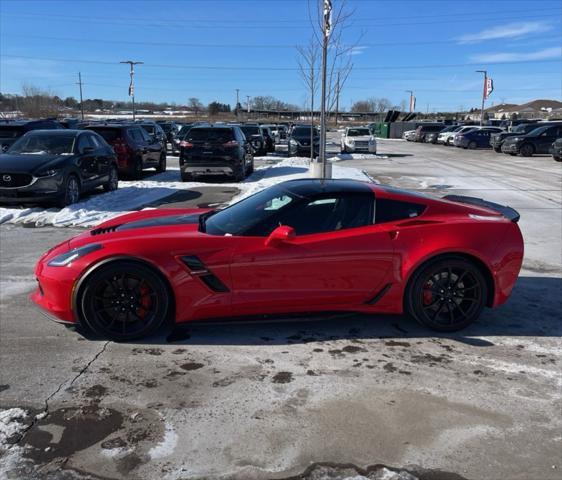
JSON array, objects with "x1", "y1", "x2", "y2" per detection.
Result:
[
  {"x1": 346, "y1": 135, "x2": 372, "y2": 141},
  {"x1": 0, "y1": 153, "x2": 70, "y2": 173},
  {"x1": 68, "y1": 208, "x2": 212, "y2": 249},
  {"x1": 292, "y1": 135, "x2": 319, "y2": 143}
]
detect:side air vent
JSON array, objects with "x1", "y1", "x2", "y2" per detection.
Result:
[
  {"x1": 180, "y1": 256, "x2": 230, "y2": 293},
  {"x1": 90, "y1": 225, "x2": 119, "y2": 236}
]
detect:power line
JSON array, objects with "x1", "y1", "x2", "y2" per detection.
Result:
[{"x1": 2, "y1": 53, "x2": 560, "y2": 72}]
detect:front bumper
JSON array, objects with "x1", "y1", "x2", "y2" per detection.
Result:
[
  {"x1": 0, "y1": 176, "x2": 64, "y2": 204},
  {"x1": 31, "y1": 272, "x2": 76, "y2": 323},
  {"x1": 501, "y1": 143, "x2": 519, "y2": 153},
  {"x1": 344, "y1": 143, "x2": 377, "y2": 153},
  {"x1": 289, "y1": 144, "x2": 319, "y2": 156}
]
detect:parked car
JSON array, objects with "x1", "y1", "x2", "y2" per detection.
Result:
[
  {"x1": 0, "y1": 119, "x2": 63, "y2": 153},
  {"x1": 436, "y1": 125, "x2": 462, "y2": 144},
  {"x1": 179, "y1": 125, "x2": 253, "y2": 182},
  {"x1": 490, "y1": 122, "x2": 558, "y2": 153},
  {"x1": 237, "y1": 124, "x2": 267, "y2": 156},
  {"x1": 288, "y1": 125, "x2": 320, "y2": 157},
  {"x1": 156, "y1": 121, "x2": 180, "y2": 150},
  {"x1": 551, "y1": 138, "x2": 562, "y2": 162},
  {"x1": 32, "y1": 178, "x2": 523, "y2": 341},
  {"x1": 261, "y1": 124, "x2": 280, "y2": 143},
  {"x1": 501, "y1": 124, "x2": 562, "y2": 157},
  {"x1": 403, "y1": 130, "x2": 416, "y2": 141},
  {"x1": 173, "y1": 123, "x2": 196, "y2": 155},
  {"x1": 450, "y1": 126, "x2": 479, "y2": 146},
  {"x1": 414, "y1": 124, "x2": 444, "y2": 142},
  {"x1": 455, "y1": 127, "x2": 503, "y2": 149},
  {"x1": 0, "y1": 129, "x2": 118, "y2": 207},
  {"x1": 83, "y1": 124, "x2": 166, "y2": 178},
  {"x1": 341, "y1": 127, "x2": 377, "y2": 153},
  {"x1": 260, "y1": 126, "x2": 275, "y2": 153},
  {"x1": 59, "y1": 118, "x2": 82, "y2": 129},
  {"x1": 136, "y1": 121, "x2": 167, "y2": 151}
]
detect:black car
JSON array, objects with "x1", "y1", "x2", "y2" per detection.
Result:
[
  {"x1": 288, "y1": 125, "x2": 319, "y2": 157},
  {"x1": 0, "y1": 130, "x2": 118, "y2": 207},
  {"x1": 179, "y1": 125, "x2": 253, "y2": 182},
  {"x1": 136, "y1": 121, "x2": 167, "y2": 150},
  {"x1": 83, "y1": 124, "x2": 166, "y2": 178},
  {"x1": 0, "y1": 119, "x2": 63, "y2": 153},
  {"x1": 236, "y1": 124, "x2": 267, "y2": 156},
  {"x1": 550, "y1": 138, "x2": 562, "y2": 162},
  {"x1": 501, "y1": 124, "x2": 562, "y2": 157},
  {"x1": 156, "y1": 121, "x2": 180, "y2": 150},
  {"x1": 490, "y1": 123, "x2": 554, "y2": 153},
  {"x1": 173, "y1": 123, "x2": 195, "y2": 155},
  {"x1": 414, "y1": 124, "x2": 444, "y2": 142},
  {"x1": 260, "y1": 126, "x2": 275, "y2": 153}
]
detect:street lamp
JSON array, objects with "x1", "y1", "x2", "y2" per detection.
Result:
[
  {"x1": 120, "y1": 60, "x2": 143, "y2": 121},
  {"x1": 476, "y1": 70, "x2": 487, "y2": 126}
]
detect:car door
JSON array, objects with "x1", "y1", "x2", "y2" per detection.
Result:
[
  {"x1": 75, "y1": 134, "x2": 97, "y2": 187},
  {"x1": 88, "y1": 133, "x2": 111, "y2": 184},
  {"x1": 537, "y1": 126, "x2": 561, "y2": 153},
  {"x1": 229, "y1": 192, "x2": 395, "y2": 316},
  {"x1": 128, "y1": 128, "x2": 150, "y2": 165},
  {"x1": 139, "y1": 127, "x2": 160, "y2": 163}
]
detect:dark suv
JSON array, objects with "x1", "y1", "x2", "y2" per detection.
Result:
[
  {"x1": 414, "y1": 124, "x2": 444, "y2": 142},
  {"x1": 0, "y1": 119, "x2": 63, "y2": 152},
  {"x1": 501, "y1": 124, "x2": 562, "y2": 157},
  {"x1": 490, "y1": 122, "x2": 554, "y2": 153},
  {"x1": 551, "y1": 138, "x2": 562, "y2": 162},
  {"x1": 179, "y1": 125, "x2": 253, "y2": 182},
  {"x1": 156, "y1": 121, "x2": 180, "y2": 150},
  {"x1": 288, "y1": 125, "x2": 319, "y2": 157},
  {"x1": 83, "y1": 124, "x2": 166, "y2": 178},
  {"x1": 136, "y1": 121, "x2": 167, "y2": 150}
]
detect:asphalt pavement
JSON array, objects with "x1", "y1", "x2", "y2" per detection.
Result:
[{"x1": 0, "y1": 137, "x2": 560, "y2": 480}]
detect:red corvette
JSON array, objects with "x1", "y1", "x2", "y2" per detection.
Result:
[{"x1": 31, "y1": 179, "x2": 524, "y2": 340}]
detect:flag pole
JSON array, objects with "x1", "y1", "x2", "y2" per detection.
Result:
[{"x1": 477, "y1": 69, "x2": 487, "y2": 126}]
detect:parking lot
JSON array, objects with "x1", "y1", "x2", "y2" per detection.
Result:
[{"x1": 0, "y1": 134, "x2": 560, "y2": 480}]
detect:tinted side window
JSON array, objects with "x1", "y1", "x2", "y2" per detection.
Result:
[
  {"x1": 77, "y1": 134, "x2": 92, "y2": 152},
  {"x1": 375, "y1": 198, "x2": 426, "y2": 224},
  {"x1": 128, "y1": 128, "x2": 144, "y2": 143}
]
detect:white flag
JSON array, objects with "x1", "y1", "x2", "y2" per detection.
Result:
[
  {"x1": 324, "y1": 0, "x2": 332, "y2": 37},
  {"x1": 484, "y1": 77, "x2": 493, "y2": 100}
]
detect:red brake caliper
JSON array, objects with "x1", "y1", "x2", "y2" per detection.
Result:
[
  {"x1": 422, "y1": 281, "x2": 434, "y2": 305},
  {"x1": 137, "y1": 283, "x2": 153, "y2": 318}
]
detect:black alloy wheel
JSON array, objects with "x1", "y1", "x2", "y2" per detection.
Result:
[
  {"x1": 132, "y1": 157, "x2": 144, "y2": 179},
  {"x1": 519, "y1": 144, "x2": 534, "y2": 157},
  {"x1": 103, "y1": 166, "x2": 119, "y2": 192},
  {"x1": 406, "y1": 256, "x2": 487, "y2": 332},
  {"x1": 80, "y1": 261, "x2": 170, "y2": 341},
  {"x1": 468, "y1": 141, "x2": 478, "y2": 150},
  {"x1": 58, "y1": 174, "x2": 80, "y2": 208}
]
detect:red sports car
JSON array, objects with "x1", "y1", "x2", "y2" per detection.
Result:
[{"x1": 31, "y1": 179, "x2": 524, "y2": 341}]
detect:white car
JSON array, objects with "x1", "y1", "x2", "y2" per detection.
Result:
[
  {"x1": 341, "y1": 127, "x2": 377, "y2": 153},
  {"x1": 403, "y1": 130, "x2": 416, "y2": 141}
]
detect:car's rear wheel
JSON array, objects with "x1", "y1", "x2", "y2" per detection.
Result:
[
  {"x1": 554, "y1": 155, "x2": 561, "y2": 162},
  {"x1": 156, "y1": 153, "x2": 167, "y2": 173},
  {"x1": 132, "y1": 157, "x2": 143, "y2": 179},
  {"x1": 519, "y1": 144, "x2": 534, "y2": 157},
  {"x1": 57, "y1": 174, "x2": 80, "y2": 208},
  {"x1": 103, "y1": 166, "x2": 119, "y2": 192},
  {"x1": 406, "y1": 256, "x2": 487, "y2": 332},
  {"x1": 181, "y1": 171, "x2": 194, "y2": 182},
  {"x1": 493, "y1": 146, "x2": 502, "y2": 153},
  {"x1": 80, "y1": 261, "x2": 170, "y2": 341},
  {"x1": 233, "y1": 162, "x2": 245, "y2": 182},
  {"x1": 468, "y1": 141, "x2": 477, "y2": 150}
]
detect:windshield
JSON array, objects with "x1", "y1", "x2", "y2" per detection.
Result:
[
  {"x1": 0, "y1": 126, "x2": 24, "y2": 138},
  {"x1": 204, "y1": 185, "x2": 301, "y2": 236},
  {"x1": 347, "y1": 128, "x2": 370, "y2": 136},
  {"x1": 187, "y1": 128, "x2": 234, "y2": 143},
  {"x1": 241, "y1": 126, "x2": 260, "y2": 136},
  {"x1": 293, "y1": 127, "x2": 318, "y2": 136},
  {"x1": 7, "y1": 134, "x2": 76, "y2": 155}
]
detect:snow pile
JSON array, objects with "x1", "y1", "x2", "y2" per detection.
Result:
[
  {"x1": 0, "y1": 408, "x2": 28, "y2": 446},
  {"x1": 0, "y1": 156, "x2": 371, "y2": 228}
]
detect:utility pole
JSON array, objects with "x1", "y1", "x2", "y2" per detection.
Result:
[
  {"x1": 246, "y1": 95, "x2": 251, "y2": 113},
  {"x1": 334, "y1": 71, "x2": 340, "y2": 126},
  {"x1": 120, "y1": 60, "x2": 143, "y2": 121},
  {"x1": 319, "y1": 0, "x2": 332, "y2": 179},
  {"x1": 77, "y1": 72, "x2": 84, "y2": 121},
  {"x1": 476, "y1": 70, "x2": 487, "y2": 126},
  {"x1": 406, "y1": 90, "x2": 414, "y2": 113}
]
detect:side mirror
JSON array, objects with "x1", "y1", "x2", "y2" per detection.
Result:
[
  {"x1": 265, "y1": 225, "x2": 295, "y2": 247},
  {"x1": 81, "y1": 146, "x2": 94, "y2": 154}
]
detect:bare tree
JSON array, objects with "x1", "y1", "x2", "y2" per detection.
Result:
[
  {"x1": 187, "y1": 97, "x2": 204, "y2": 116},
  {"x1": 297, "y1": 38, "x2": 320, "y2": 160},
  {"x1": 20, "y1": 84, "x2": 60, "y2": 118}
]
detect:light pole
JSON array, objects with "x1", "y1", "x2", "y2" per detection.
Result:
[
  {"x1": 120, "y1": 60, "x2": 143, "y2": 121},
  {"x1": 406, "y1": 90, "x2": 414, "y2": 113},
  {"x1": 319, "y1": 0, "x2": 332, "y2": 179},
  {"x1": 246, "y1": 95, "x2": 251, "y2": 113},
  {"x1": 476, "y1": 70, "x2": 487, "y2": 126},
  {"x1": 77, "y1": 72, "x2": 84, "y2": 121}
]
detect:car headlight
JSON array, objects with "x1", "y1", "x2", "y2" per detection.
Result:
[
  {"x1": 48, "y1": 244, "x2": 103, "y2": 267},
  {"x1": 36, "y1": 168, "x2": 62, "y2": 178},
  {"x1": 289, "y1": 139, "x2": 299, "y2": 146},
  {"x1": 369, "y1": 138, "x2": 376, "y2": 144},
  {"x1": 512, "y1": 137, "x2": 522, "y2": 142},
  {"x1": 346, "y1": 139, "x2": 355, "y2": 145}
]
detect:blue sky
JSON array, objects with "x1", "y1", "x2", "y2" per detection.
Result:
[{"x1": 1, "y1": 0, "x2": 561, "y2": 112}]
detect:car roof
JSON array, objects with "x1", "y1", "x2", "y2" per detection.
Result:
[
  {"x1": 24, "y1": 129, "x2": 83, "y2": 135},
  {"x1": 277, "y1": 178, "x2": 374, "y2": 195}
]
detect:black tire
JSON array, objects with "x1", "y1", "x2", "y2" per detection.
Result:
[
  {"x1": 79, "y1": 261, "x2": 170, "y2": 341},
  {"x1": 468, "y1": 141, "x2": 477, "y2": 150},
  {"x1": 519, "y1": 144, "x2": 534, "y2": 157},
  {"x1": 57, "y1": 174, "x2": 80, "y2": 208},
  {"x1": 245, "y1": 157, "x2": 254, "y2": 176},
  {"x1": 181, "y1": 171, "x2": 194, "y2": 182},
  {"x1": 233, "y1": 162, "x2": 245, "y2": 182},
  {"x1": 493, "y1": 146, "x2": 502, "y2": 153},
  {"x1": 554, "y1": 155, "x2": 561, "y2": 162},
  {"x1": 132, "y1": 157, "x2": 143, "y2": 179},
  {"x1": 156, "y1": 153, "x2": 167, "y2": 173},
  {"x1": 405, "y1": 256, "x2": 487, "y2": 332},
  {"x1": 103, "y1": 165, "x2": 119, "y2": 192}
]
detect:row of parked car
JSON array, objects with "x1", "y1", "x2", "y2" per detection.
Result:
[{"x1": 403, "y1": 120, "x2": 562, "y2": 161}]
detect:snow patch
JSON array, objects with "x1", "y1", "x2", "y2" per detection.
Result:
[
  {"x1": 149, "y1": 422, "x2": 178, "y2": 459},
  {"x1": 0, "y1": 408, "x2": 28, "y2": 446},
  {"x1": 0, "y1": 276, "x2": 37, "y2": 300}
]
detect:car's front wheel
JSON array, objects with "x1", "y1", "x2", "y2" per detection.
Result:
[
  {"x1": 57, "y1": 174, "x2": 80, "y2": 208},
  {"x1": 103, "y1": 166, "x2": 119, "y2": 192},
  {"x1": 406, "y1": 256, "x2": 487, "y2": 332},
  {"x1": 79, "y1": 261, "x2": 170, "y2": 341},
  {"x1": 519, "y1": 144, "x2": 534, "y2": 157},
  {"x1": 468, "y1": 141, "x2": 477, "y2": 150},
  {"x1": 156, "y1": 153, "x2": 167, "y2": 173}
]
